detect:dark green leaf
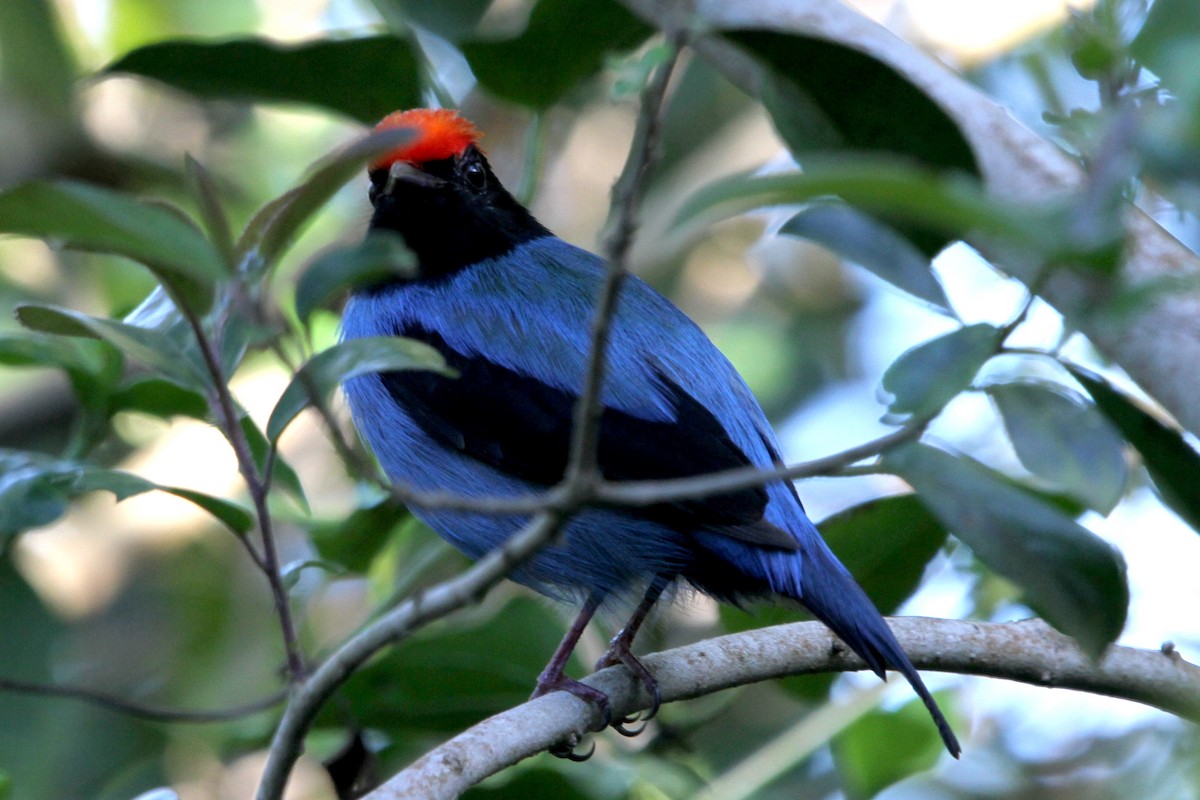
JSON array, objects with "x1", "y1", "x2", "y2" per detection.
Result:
[
  {"x1": 267, "y1": 336, "x2": 448, "y2": 442},
  {"x1": 237, "y1": 126, "x2": 417, "y2": 270},
  {"x1": 0, "y1": 181, "x2": 225, "y2": 290},
  {"x1": 295, "y1": 231, "x2": 415, "y2": 323},
  {"x1": 111, "y1": 378, "x2": 210, "y2": 420},
  {"x1": 461, "y1": 0, "x2": 651, "y2": 108},
  {"x1": 106, "y1": 35, "x2": 422, "y2": 123},
  {"x1": 281, "y1": 559, "x2": 347, "y2": 590},
  {"x1": 340, "y1": 596, "x2": 580, "y2": 732},
  {"x1": 1067, "y1": 364, "x2": 1200, "y2": 535},
  {"x1": 185, "y1": 154, "x2": 236, "y2": 269},
  {"x1": 881, "y1": 324, "x2": 1002, "y2": 422},
  {"x1": 463, "y1": 768, "x2": 592, "y2": 800},
  {"x1": 16, "y1": 304, "x2": 209, "y2": 390},
  {"x1": 309, "y1": 497, "x2": 410, "y2": 574},
  {"x1": 781, "y1": 204, "x2": 951, "y2": 312},
  {"x1": 819, "y1": 495, "x2": 949, "y2": 614},
  {"x1": 834, "y1": 693, "x2": 950, "y2": 799},
  {"x1": 987, "y1": 380, "x2": 1127, "y2": 514},
  {"x1": 886, "y1": 443, "x2": 1128, "y2": 657},
  {"x1": 727, "y1": 31, "x2": 978, "y2": 175},
  {"x1": 374, "y1": 0, "x2": 492, "y2": 41}
]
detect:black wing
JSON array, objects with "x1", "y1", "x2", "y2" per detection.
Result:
[{"x1": 381, "y1": 323, "x2": 796, "y2": 549}]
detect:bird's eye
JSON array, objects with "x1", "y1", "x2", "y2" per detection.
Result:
[{"x1": 463, "y1": 161, "x2": 487, "y2": 191}]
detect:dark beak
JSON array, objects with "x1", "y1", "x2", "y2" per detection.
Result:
[{"x1": 385, "y1": 161, "x2": 445, "y2": 193}]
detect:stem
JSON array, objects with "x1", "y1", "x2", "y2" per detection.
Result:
[
  {"x1": 565, "y1": 35, "x2": 682, "y2": 482},
  {"x1": 180, "y1": 304, "x2": 306, "y2": 683}
]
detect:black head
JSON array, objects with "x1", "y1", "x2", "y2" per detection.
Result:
[{"x1": 367, "y1": 143, "x2": 550, "y2": 281}]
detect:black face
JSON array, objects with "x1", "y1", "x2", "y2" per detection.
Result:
[{"x1": 367, "y1": 144, "x2": 550, "y2": 281}]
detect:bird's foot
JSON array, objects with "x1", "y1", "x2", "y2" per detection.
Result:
[
  {"x1": 532, "y1": 670, "x2": 612, "y2": 760},
  {"x1": 595, "y1": 640, "x2": 661, "y2": 737}
]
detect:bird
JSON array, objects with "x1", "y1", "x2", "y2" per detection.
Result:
[{"x1": 340, "y1": 107, "x2": 960, "y2": 758}]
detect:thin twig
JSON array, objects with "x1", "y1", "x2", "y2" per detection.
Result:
[
  {"x1": 565, "y1": 35, "x2": 683, "y2": 482},
  {"x1": 0, "y1": 678, "x2": 286, "y2": 724},
  {"x1": 179, "y1": 304, "x2": 306, "y2": 682}
]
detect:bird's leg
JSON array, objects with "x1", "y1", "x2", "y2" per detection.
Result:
[
  {"x1": 532, "y1": 592, "x2": 610, "y2": 759},
  {"x1": 595, "y1": 574, "x2": 670, "y2": 736}
]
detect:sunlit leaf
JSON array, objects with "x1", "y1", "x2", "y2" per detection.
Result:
[
  {"x1": 236, "y1": 127, "x2": 416, "y2": 270},
  {"x1": 267, "y1": 336, "x2": 448, "y2": 442},
  {"x1": 987, "y1": 380, "x2": 1128, "y2": 514},
  {"x1": 461, "y1": 0, "x2": 651, "y2": 108},
  {"x1": 107, "y1": 35, "x2": 422, "y2": 123},
  {"x1": 881, "y1": 324, "x2": 1002, "y2": 422},
  {"x1": 886, "y1": 443, "x2": 1128, "y2": 657},
  {"x1": 1066, "y1": 363, "x2": 1200, "y2": 535},
  {"x1": 295, "y1": 231, "x2": 415, "y2": 323},
  {"x1": 781, "y1": 204, "x2": 951, "y2": 312},
  {"x1": 16, "y1": 304, "x2": 209, "y2": 390}
]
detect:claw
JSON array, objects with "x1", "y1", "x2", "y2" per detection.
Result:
[
  {"x1": 549, "y1": 736, "x2": 595, "y2": 762},
  {"x1": 595, "y1": 637, "x2": 661, "y2": 736}
]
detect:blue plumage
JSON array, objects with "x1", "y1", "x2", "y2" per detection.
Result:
[{"x1": 342, "y1": 110, "x2": 959, "y2": 757}]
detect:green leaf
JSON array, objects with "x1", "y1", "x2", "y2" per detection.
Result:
[
  {"x1": 281, "y1": 558, "x2": 348, "y2": 590},
  {"x1": 184, "y1": 154, "x2": 236, "y2": 269},
  {"x1": 819, "y1": 495, "x2": 949, "y2": 614},
  {"x1": 15, "y1": 304, "x2": 209, "y2": 390},
  {"x1": 339, "y1": 596, "x2": 582, "y2": 732},
  {"x1": 110, "y1": 377, "x2": 210, "y2": 420},
  {"x1": 677, "y1": 159, "x2": 1029, "y2": 243},
  {"x1": 886, "y1": 443, "x2": 1128, "y2": 657},
  {"x1": 881, "y1": 324, "x2": 1002, "y2": 422},
  {"x1": 727, "y1": 31, "x2": 978, "y2": 175},
  {"x1": 309, "y1": 497, "x2": 410, "y2": 574},
  {"x1": 833, "y1": 693, "x2": 950, "y2": 799},
  {"x1": 237, "y1": 126, "x2": 417, "y2": 270},
  {"x1": 1066, "y1": 364, "x2": 1200, "y2": 535},
  {"x1": 780, "y1": 204, "x2": 951, "y2": 312},
  {"x1": 295, "y1": 231, "x2": 415, "y2": 323},
  {"x1": 461, "y1": 0, "x2": 651, "y2": 108},
  {"x1": 267, "y1": 336, "x2": 448, "y2": 442},
  {"x1": 106, "y1": 35, "x2": 422, "y2": 123},
  {"x1": 0, "y1": 180, "x2": 225, "y2": 293},
  {"x1": 987, "y1": 380, "x2": 1128, "y2": 515},
  {"x1": 0, "y1": 450, "x2": 251, "y2": 539},
  {"x1": 159, "y1": 486, "x2": 254, "y2": 534}
]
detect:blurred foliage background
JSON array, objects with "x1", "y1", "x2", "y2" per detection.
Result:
[{"x1": 1, "y1": 0, "x2": 1200, "y2": 798}]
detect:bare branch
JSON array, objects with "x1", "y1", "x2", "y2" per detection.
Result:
[{"x1": 367, "y1": 618, "x2": 1200, "y2": 799}]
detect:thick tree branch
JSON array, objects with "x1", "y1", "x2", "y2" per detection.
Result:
[
  {"x1": 620, "y1": 0, "x2": 1200, "y2": 436},
  {"x1": 367, "y1": 618, "x2": 1200, "y2": 800}
]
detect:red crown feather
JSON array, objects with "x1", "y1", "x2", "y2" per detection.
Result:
[{"x1": 371, "y1": 108, "x2": 480, "y2": 169}]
